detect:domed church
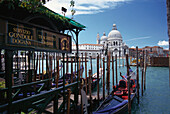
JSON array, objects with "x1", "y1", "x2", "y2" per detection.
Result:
[{"x1": 97, "y1": 24, "x2": 129, "y2": 57}]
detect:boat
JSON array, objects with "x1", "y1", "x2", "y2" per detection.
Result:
[
  {"x1": 93, "y1": 68, "x2": 136, "y2": 114},
  {"x1": 82, "y1": 68, "x2": 103, "y2": 90}
]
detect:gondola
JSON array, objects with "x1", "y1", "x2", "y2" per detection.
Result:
[{"x1": 93, "y1": 68, "x2": 136, "y2": 114}]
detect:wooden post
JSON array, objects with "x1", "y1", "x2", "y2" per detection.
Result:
[
  {"x1": 5, "y1": 49, "x2": 13, "y2": 114},
  {"x1": 50, "y1": 56, "x2": 52, "y2": 88},
  {"x1": 66, "y1": 54, "x2": 68, "y2": 74},
  {"x1": 56, "y1": 56, "x2": 59, "y2": 88},
  {"x1": 39, "y1": 52, "x2": 41, "y2": 80},
  {"x1": 78, "y1": 58, "x2": 81, "y2": 82},
  {"x1": 144, "y1": 50, "x2": 147, "y2": 90},
  {"x1": 136, "y1": 46, "x2": 139, "y2": 104},
  {"x1": 67, "y1": 89, "x2": 71, "y2": 114},
  {"x1": 126, "y1": 54, "x2": 131, "y2": 114},
  {"x1": 112, "y1": 56, "x2": 114, "y2": 87},
  {"x1": 54, "y1": 53, "x2": 56, "y2": 78},
  {"x1": 141, "y1": 50, "x2": 144, "y2": 96},
  {"x1": 166, "y1": 0, "x2": 170, "y2": 87},
  {"x1": 115, "y1": 54, "x2": 118, "y2": 85},
  {"x1": 33, "y1": 53, "x2": 38, "y2": 83},
  {"x1": 85, "y1": 53, "x2": 87, "y2": 94},
  {"x1": 100, "y1": 53, "x2": 102, "y2": 68},
  {"x1": 107, "y1": 52, "x2": 110, "y2": 95},
  {"x1": 90, "y1": 56, "x2": 93, "y2": 74},
  {"x1": 33, "y1": 53, "x2": 36, "y2": 82},
  {"x1": 62, "y1": 53, "x2": 66, "y2": 112},
  {"x1": 97, "y1": 55, "x2": 100, "y2": 106},
  {"x1": 42, "y1": 53, "x2": 44, "y2": 80},
  {"x1": 81, "y1": 84, "x2": 83, "y2": 114},
  {"x1": 81, "y1": 53, "x2": 83, "y2": 78},
  {"x1": 103, "y1": 57, "x2": 105, "y2": 100},
  {"x1": 25, "y1": 51, "x2": 26, "y2": 71},
  {"x1": 119, "y1": 50, "x2": 120, "y2": 68},
  {"x1": 122, "y1": 56, "x2": 124, "y2": 67},
  {"x1": 141, "y1": 68, "x2": 144, "y2": 96},
  {"x1": 71, "y1": 58, "x2": 73, "y2": 83},
  {"x1": 88, "y1": 70, "x2": 92, "y2": 113},
  {"x1": 75, "y1": 54, "x2": 76, "y2": 72}
]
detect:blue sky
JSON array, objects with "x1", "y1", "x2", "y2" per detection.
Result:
[{"x1": 45, "y1": 0, "x2": 169, "y2": 49}]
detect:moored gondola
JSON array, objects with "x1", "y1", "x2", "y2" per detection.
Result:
[{"x1": 93, "y1": 68, "x2": 136, "y2": 114}]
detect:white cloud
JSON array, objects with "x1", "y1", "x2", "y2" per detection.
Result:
[
  {"x1": 44, "y1": 0, "x2": 132, "y2": 16},
  {"x1": 131, "y1": 46, "x2": 135, "y2": 48},
  {"x1": 158, "y1": 40, "x2": 169, "y2": 46}
]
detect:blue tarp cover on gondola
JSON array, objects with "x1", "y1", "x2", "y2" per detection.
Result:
[{"x1": 93, "y1": 100, "x2": 128, "y2": 114}]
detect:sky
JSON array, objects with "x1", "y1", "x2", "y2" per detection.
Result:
[{"x1": 45, "y1": 0, "x2": 169, "y2": 49}]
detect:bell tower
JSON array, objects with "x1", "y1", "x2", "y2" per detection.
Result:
[{"x1": 97, "y1": 33, "x2": 100, "y2": 44}]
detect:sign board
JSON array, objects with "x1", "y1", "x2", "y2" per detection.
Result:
[{"x1": 5, "y1": 22, "x2": 71, "y2": 53}]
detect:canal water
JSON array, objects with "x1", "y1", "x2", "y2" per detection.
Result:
[
  {"x1": 37, "y1": 58, "x2": 170, "y2": 113},
  {"x1": 80, "y1": 59, "x2": 170, "y2": 114}
]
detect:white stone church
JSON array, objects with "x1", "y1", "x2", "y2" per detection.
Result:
[
  {"x1": 97, "y1": 24, "x2": 129, "y2": 57},
  {"x1": 69, "y1": 24, "x2": 129, "y2": 58}
]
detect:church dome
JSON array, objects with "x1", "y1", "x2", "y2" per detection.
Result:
[
  {"x1": 108, "y1": 24, "x2": 122, "y2": 40},
  {"x1": 101, "y1": 32, "x2": 107, "y2": 41}
]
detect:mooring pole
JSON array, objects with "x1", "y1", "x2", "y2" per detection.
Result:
[
  {"x1": 88, "y1": 69, "x2": 92, "y2": 113},
  {"x1": 33, "y1": 53, "x2": 36, "y2": 82},
  {"x1": 67, "y1": 89, "x2": 71, "y2": 114},
  {"x1": 5, "y1": 49, "x2": 13, "y2": 114},
  {"x1": 126, "y1": 54, "x2": 131, "y2": 114},
  {"x1": 85, "y1": 53, "x2": 87, "y2": 94},
  {"x1": 54, "y1": 53, "x2": 56, "y2": 78},
  {"x1": 81, "y1": 53, "x2": 83, "y2": 78},
  {"x1": 97, "y1": 55, "x2": 100, "y2": 106},
  {"x1": 136, "y1": 46, "x2": 139, "y2": 104},
  {"x1": 56, "y1": 56, "x2": 59, "y2": 88},
  {"x1": 142, "y1": 50, "x2": 144, "y2": 96},
  {"x1": 42, "y1": 53, "x2": 44, "y2": 80},
  {"x1": 90, "y1": 56, "x2": 93, "y2": 75},
  {"x1": 71, "y1": 58, "x2": 73, "y2": 83},
  {"x1": 107, "y1": 52, "x2": 109, "y2": 95},
  {"x1": 39, "y1": 52, "x2": 41, "y2": 80},
  {"x1": 112, "y1": 56, "x2": 114, "y2": 87},
  {"x1": 62, "y1": 53, "x2": 66, "y2": 112},
  {"x1": 103, "y1": 57, "x2": 105, "y2": 100},
  {"x1": 116, "y1": 54, "x2": 118, "y2": 85},
  {"x1": 66, "y1": 54, "x2": 68, "y2": 74},
  {"x1": 144, "y1": 50, "x2": 147, "y2": 90},
  {"x1": 166, "y1": 0, "x2": 170, "y2": 87}
]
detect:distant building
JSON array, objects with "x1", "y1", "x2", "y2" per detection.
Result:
[
  {"x1": 70, "y1": 44, "x2": 103, "y2": 58},
  {"x1": 143, "y1": 46, "x2": 163, "y2": 57},
  {"x1": 129, "y1": 46, "x2": 168, "y2": 57},
  {"x1": 129, "y1": 48, "x2": 142, "y2": 58}
]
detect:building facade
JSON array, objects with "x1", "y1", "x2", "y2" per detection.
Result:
[
  {"x1": 98, "y1": 24, "x2": 129, "y2": 57},
  {"x1": 69, "y1": 24, "x2": 129, "y2": 58}
]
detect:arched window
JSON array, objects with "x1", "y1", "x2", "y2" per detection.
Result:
[
  {"x1": 114, "y1": 42, "x2": 115, "y2": 46},
  {"x1": 116, "y1": 41, "x2": 118, "y2": 46}
]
